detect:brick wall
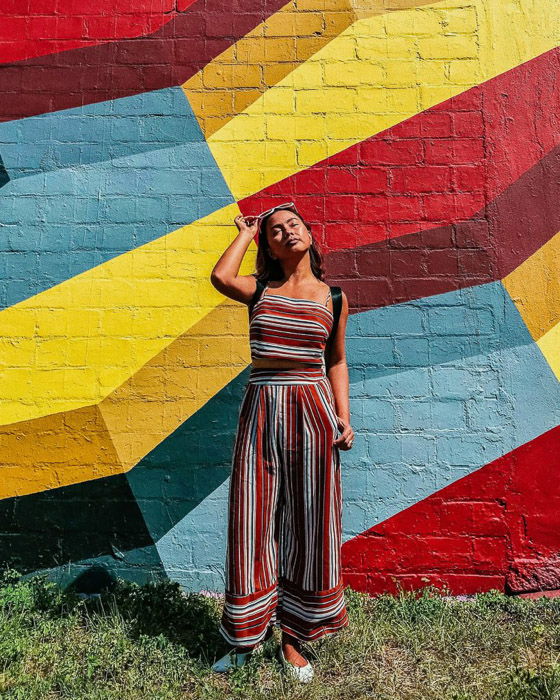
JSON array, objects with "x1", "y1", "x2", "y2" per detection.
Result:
[{"x1": 0, "y1": 1, "x2": 559, "y2": 596}]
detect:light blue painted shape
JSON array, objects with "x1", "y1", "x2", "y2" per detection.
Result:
[
  {"x1": 0, "y1": 87, "x2": 199, "y2": 178},
  {"x1": 154, "y1": 480, "x2": 230, "y2": 592},
  {"x1": 0, "y1": 95, "x2": 233, "y2": 308},
  {"x1": 26, "y1": 544, "x2": 168, "y2": 590},
  {"x1": 341, "y1": 281, "x2": 560, "y2": 539}
]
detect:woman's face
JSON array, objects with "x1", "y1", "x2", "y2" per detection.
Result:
[{"x1": 264, "y1": 209, "x2": 311, "y2": 260}]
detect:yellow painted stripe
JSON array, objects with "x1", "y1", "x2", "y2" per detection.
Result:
[
  {"x1": 537, "y1": 321, "x2": 560, "y2": 382},
  {"x1": 503, "y1": 232, "x2": 560, "y2": 342},
  {"x1": 0, "y1": 203, "x2": 256, "y2": 426},
  {"x1": 206, "y1": 0, "x2": 560, "y2": 200},
  {"x1": 0, "y1": 301, "x2": 252, "y2": 500},
  {"x1": 183, "y1": 0, "x2": 438, "y2": 139}
]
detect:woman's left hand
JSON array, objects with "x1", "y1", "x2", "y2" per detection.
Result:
[{"x1": 333, "y1": 416, "x2": 354, "y2": 450}]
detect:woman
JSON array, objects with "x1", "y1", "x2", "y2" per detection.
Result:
[{"x1": 209, "y1": 202, "x2": 354, "y2": 683}]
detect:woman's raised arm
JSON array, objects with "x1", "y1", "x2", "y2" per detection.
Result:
[{"x1": 210, "y1": 214, "x2": 259, "y2": 305}]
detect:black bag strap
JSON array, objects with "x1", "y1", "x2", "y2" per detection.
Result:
[
  {"x1": 327, "y1": 286, "x2": 342, "y2": 345},
  {"x1": 248, "y1": 276, "x2": 266, "y2": 315}
]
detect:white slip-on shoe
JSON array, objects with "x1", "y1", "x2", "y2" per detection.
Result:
[
  {"x1": 277, "y1": 644, "x2": 314, "y2": 683},
  {"x1": 211, "y1": 647, "x2": 254, "y2": 673},
  {"x1": 211, "y1": 628, "x2": 274, "y2": 672}
]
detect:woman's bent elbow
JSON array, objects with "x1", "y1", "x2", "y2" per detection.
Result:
[{"x1": 210, "y1": 271, "x2": 225, "y2": 290}]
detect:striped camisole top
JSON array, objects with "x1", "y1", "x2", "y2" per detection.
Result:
[{"x1": 248, "y1": 285, "x2": 333, "y2": 384}]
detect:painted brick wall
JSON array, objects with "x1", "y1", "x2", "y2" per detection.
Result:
[{"x1": 0, "y1": 1, "x2": 559, "y2": 597}]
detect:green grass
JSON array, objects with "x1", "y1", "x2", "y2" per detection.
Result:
[{"x1": 1, "y1": 567, "x2": 560, "y2": 699}]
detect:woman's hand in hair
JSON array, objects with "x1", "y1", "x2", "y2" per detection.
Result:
[{"x1": 234, "y1": 214, "x2": 259, "y2": 237}]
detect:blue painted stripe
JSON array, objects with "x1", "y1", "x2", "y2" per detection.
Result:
[
  {"x1": 0, "y1": 126, "x2": 233, "y2": 308},
  {"x1": 162, "y1": 281, "x2": 560, "y2": 576},
  {"x1": 124, "y1": 282, "x2": 560, "y2": 589},
  {"x1": 0, "y1": 87, "x2": 200, "y2": 179}
]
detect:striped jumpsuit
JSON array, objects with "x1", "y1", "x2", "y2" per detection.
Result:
[{"x1": 218, "y1": 284, "x2": 349, "y2": 646}]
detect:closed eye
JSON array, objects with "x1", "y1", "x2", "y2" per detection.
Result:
[{"x1": 271, "y1": 217, "x2": 299, "y2": 232}]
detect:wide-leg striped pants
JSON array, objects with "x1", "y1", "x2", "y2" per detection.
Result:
[{"x1": 219, "y1": 368, "x2": 349, "y2": 647}]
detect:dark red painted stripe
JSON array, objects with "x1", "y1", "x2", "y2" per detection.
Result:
[
  {"x1": 0, "y1": 0, "x2": 287, "y2": 121},
  {"x1": 327, "y1": 143, "x2": 560, "y2": 311},
  {"x1": 341, "y1": 426, "x2": 560, "y2": 596}
]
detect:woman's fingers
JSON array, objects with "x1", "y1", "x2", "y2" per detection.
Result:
[
  {"x1": 234, "y1": 214, "x2": 259, "y2": 232},
  {"x1": 341, "y1": 428, "x2": 354, "y2": 450},
  {"x1": 333, "y1": 417, "x2": 355, "y2": 450}
]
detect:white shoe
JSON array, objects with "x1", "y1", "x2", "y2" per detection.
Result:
[
  {"x1": 211, "y1": 629, "x2": 273, "y2": 672},
  {"x1": 211, "y1": 647, "x2": 254, "y2": 672},
  {"x1": 277, "y1": 644, "x2": 314, "y2": 683}
]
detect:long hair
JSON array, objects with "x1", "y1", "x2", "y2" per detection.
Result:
[{"x1": 254, "y1": 206, "x2": 326, "y2": 282}]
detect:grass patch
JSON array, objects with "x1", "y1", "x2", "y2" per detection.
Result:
[{"x1": 1, "y1": 568, "x2": 560, "y2": 698}]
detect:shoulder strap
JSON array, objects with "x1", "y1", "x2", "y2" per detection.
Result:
[
  {"x1": 248, "y1": 277, "x2": 266, "y2": 315},
  {"x1": 327, "y1": 286, "x2": 342, "y2": 343}
]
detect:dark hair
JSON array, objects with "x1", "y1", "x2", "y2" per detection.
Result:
[{"x1": 254, "y1": 206, "x2": 326, "y2": 282}]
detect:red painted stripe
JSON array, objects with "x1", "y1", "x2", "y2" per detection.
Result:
[
  {"x1": 241, "y1": 47, "x2": 560, "y2": 250},
  {"x1": 0, "y1": 2, "x2": 188, "y2": 63},
  {"x1": 251, "y1": 143, "x2": 560, "y2": 312},
  {"x1": 0, "y1": 0, "x2": 288, "y2": 121},
  {"x1": 341, "y1": 426, "x2": 560, "y2": 596}
]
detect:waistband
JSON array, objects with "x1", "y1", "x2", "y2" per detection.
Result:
[{"x1": 248, "y1": 366, "x2": 327, "y2": 385}]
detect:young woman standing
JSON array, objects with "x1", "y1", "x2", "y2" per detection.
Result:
[{"x1": 209, "y1": 202, "x2": 354, "y2": 683}]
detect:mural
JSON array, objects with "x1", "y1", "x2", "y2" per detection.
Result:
[{"x1": 0, "y1": 0, "x2": 558, "y2": 597}]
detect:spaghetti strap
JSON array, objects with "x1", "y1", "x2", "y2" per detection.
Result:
[{"x1": 324, "y1": 288, "x2": 332, "y2": 307}]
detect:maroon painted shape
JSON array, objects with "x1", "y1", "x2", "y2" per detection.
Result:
[{"x1": 341, "y1": 426, "x2": 560, "y2": 596}]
